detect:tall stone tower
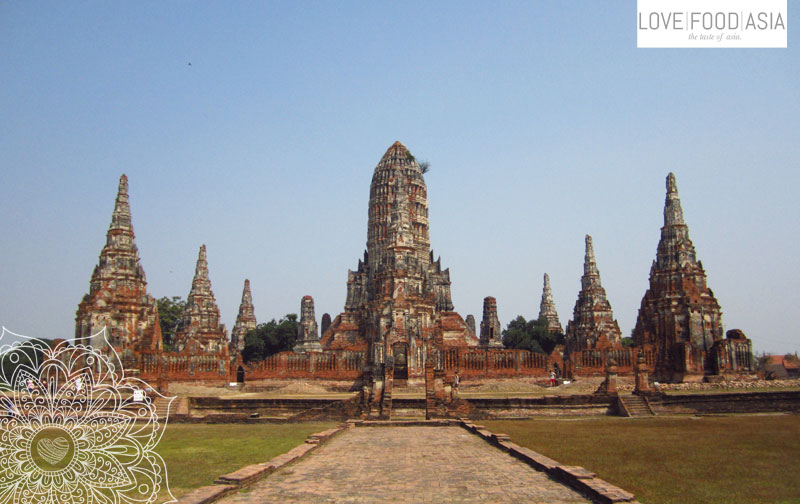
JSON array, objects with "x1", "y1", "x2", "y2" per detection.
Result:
[
  {"x1": 75, "y1": 175, "x2": 162, "y2": 362},
  {"x1": 230, "y1": 279, "x2": 257, "y2": 354},
  {"x1": 479, "y1": 297, "x2": 504, "y2": 347},
  {"x1": 633, "y1": 173, "x2": 725, "y2": 377},
  {"x1": 322, "y1": 142, "x2": 477, "y2": 378},
  {"x1": 294, "y1": 295, "x2": 323, "y2": 352},
  {"x1": 173, "y1": 245, "x2": 228, "y2": 355},
  {"x1": 565, "y1": 235, "x2": 622, "y2": 351},
  {"x1": 538, "y1": 273, "x2": 563, "y2": 335}
]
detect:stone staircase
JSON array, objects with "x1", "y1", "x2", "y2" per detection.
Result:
[
  {"x1": 380, "y1": 377, "x2": 393, "y2": 419},
  {"x1": 153, "y1": 396, "x2": 174, "y2": 420},
  {"x1": 618, "y1": 394, "x2": 655, "y2": 417},
  {"x1": 153, "y1": 396, "x2": 189, "y2": 421}
]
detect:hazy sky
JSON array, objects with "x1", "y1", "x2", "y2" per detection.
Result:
[{"x1": 1, "y1": 2, "x2": 797, "y2": 355}]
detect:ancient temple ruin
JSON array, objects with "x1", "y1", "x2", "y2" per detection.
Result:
[
  {"x1": 230, "y1": 279, "x2": 257, "y2": 354},
  {"x1": 75, "y1": 161, "x2": 754, "y2": 387},
  {"x1": 75, "y1": 175, "x2": 162, "y2": 370},
  {"x1": 172, "y1": 245, "x2": 229, "y2": 356},
  {"x1": 565, "y1": 235, "x2": 622, "y2": 352},
  {"x1": 633, "y1": 173, "x2": 752, "y2": 379},
  {"x1": 321, "y1": 141, "x2": 478, "y2": 380},
  {"x1": 294, "y1": 295, "x2": 323, "y2": 352},
  {"x1": 479, "y1": 297, "x2": 504, "y2": 348},
  {"x1": 538, "y1": 273, "x2": 563, "y2": 335}
]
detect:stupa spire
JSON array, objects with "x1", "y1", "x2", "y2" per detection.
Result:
[
  {"x1": 173, "y1": 244, "x2": 228, "y2": 354},
  {"x1": 664, "y1": 172, "x2": 685, "y2": 226},
  {"x1": 75, "y1": 175, "x2": 162, "y2": 354},
  {"x1": 479, "y1": 296, "x2": 504, "y2": 348},
  {"x1": 230, "y1": 279, "x2": 257, "y2": 354},
  {"x1": 538, "y1": 273, "x2": 563, "y2": 335},
  {"x1": 294, "y1": 295, "x2": 322, "y2": 352},
  {"x1": 584, "y1": 235, "x2": 599, "y2": 277},
  {"x1": 633, "y1": 172, "x2": 733, "y2": 377},
  {"x1": 109, "y1": 174, "x2": 133, "y2": 234},
  {"x1": 326, "y1": 142, "x2": 478, "y2": 366},
  {"x1": 566, "y1": 235, "x2": 622, "y2": 351}
]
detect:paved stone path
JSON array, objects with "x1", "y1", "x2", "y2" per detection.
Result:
[{"x1": 219, "y1": 426, "x2": 589, "y2": 503}]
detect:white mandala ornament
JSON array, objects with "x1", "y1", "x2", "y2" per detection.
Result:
[{"x1": 0, "y1": 327, "x2": 176, "y2": 503}]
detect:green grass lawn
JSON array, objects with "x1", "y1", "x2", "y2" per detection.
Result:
[
  {"x1": 485, "y1": 415, "x2": 800, "y2": 504},
  {"x1": 158, "y1": 422, "x2": 336, "y2": 499}
]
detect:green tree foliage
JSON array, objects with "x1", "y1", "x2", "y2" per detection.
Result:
[
  {"x1": 621, "y1": 336, "x2": 634, "y2": 347},
  {"x1": 0, "y1": 339, "x2": 54, "y2": 388},
  {"x1": 157, "y1": 296, "x2": 186, "y2": 348},
  {"x1": 502, "y1": 316, "x2": 564, "y2": 355},
  {"x1": 242, "y1": 314, "x2": 299, "y2": 363}
]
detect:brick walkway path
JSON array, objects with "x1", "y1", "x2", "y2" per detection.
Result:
[{"x1": 219, "y1": 426, "x2": 589, "y2": 503}]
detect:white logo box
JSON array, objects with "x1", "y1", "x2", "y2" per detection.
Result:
[{"x1": 637, "y1": 0, "x2": 787, "y2": 48}]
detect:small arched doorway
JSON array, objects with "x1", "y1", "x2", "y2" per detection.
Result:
[
  {"x1": 392, "y1": 343, "x2": 408, "y2": 381},
  {"x1": 236, "y1": 366, "x2": 245, "y2": 384}
]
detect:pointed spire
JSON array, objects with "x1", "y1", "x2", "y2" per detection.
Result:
[
  {"x1": 566, "y1": 235, "x2": 621, "y2": 351},
  {"x1": 194, "y1": 244, "x2": 208, "y2": 283},
  {"x1": 539, "y1": 273, "x2": 563, "y2": 334},
  {"x1": 109, "y1": 174, "x2": 132, "y2": 231},
  {"x1": 242, "y1": 278, "x2": 252, "y2": 303},
  {"x1": 584, "y1": 235, "x2": 599, "y2": 277},
  {"x1": 664, "y1": 172, "x2": 685, "y2": 226},
  {"x1": 231, "y1": 278, "x2": 256, "y2": 354},
  {"x1": 76, "y1": 174, "x2": 161, "y2": 353},
  {"x1": 633, "y1": 172, "x2": 724, "y2": 366},
  {"x1": 92, "y1": 174, "x2": 143, "y2": 287},
  {"x1": 175, "y1": 244, "x2": 227, "y2": 354}
]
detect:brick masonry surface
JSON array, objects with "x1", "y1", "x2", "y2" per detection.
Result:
[{"x1": 218, "y1": 426, "x2": 589, "y2": 503}]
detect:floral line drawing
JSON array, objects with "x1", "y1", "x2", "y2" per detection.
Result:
[{"x1": 0, "y1": 327, "x2": 175, "y2": 504}]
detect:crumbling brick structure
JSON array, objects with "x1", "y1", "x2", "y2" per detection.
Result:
[
  {"x1": 479, "y1": 296, "x2": 504, "y2": 348},
  {"x1": 538, "y1": 273, "x2": 563, "y2": 335},
  {"x1": 75, "y1": 175, "x2": 163, "y2": 373},
  {"x1": 294, "y1": 295, "x2": 323, "y2": 352},
  {"x1": 321, "y1": 142, "x2": 478, "y2": 385},
  {"x1": 230, "y1": 279, "x2": 256, "y2": 355},
  {"x1": 173, "y1": 245, "x2": 229, "y2": 357},
  {"x1": 565, "y1": 235, "x2": 623, "y2": 352},
  {"x1": 632, "y1": 173, "x2": 753, "y2": 381},
  {"x1": 77, "y1": 162, "x2": 753, "y2": 389}
]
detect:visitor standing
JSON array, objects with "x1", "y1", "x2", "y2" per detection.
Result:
[{"x1": 550, "y1": 370, "x2": 556, "y2": 387}]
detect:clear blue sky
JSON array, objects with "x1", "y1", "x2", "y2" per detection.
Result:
[{"x1": 1, "y1": 2, "x2": 797, "y2": 355}]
